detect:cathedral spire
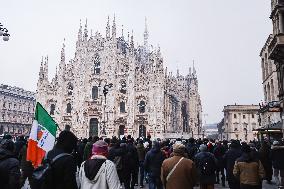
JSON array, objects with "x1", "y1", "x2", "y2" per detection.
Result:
[
  {"x1": 193, "y1": 60, "x2": 196, "y2": 76},
  {"x1": 121, "y1": 24, "x2": 124, "y2": 39},
  {"x1": 61, "y1": 38, "x2": 65, "y2": 62},
  {"x1": 144, "y1": 17, "x2": 149, "y2": 49},
  {"x1": 112, "y1": 14, "x2": 116, "y2": 40},
  {"x1": 127, "y1": 31, "x2": 130, "y2": 43},
  {"x1": 106, "y1": 16, "x2": 110, "y2": 40},
  {"x1": 84, "y1": 18, "x2": 88, "y2": 41},
  {"x1": 55, "y1": 66, "x2": 58, "y2": 80},
  {"x1": 157, "y1": 45, "x2": 161, "y2": 57},
  {"x1": 44, "y1": 56, "x2": 49, "y2": 81},
  {"x1": 78, "y1": 19, "x2": 82, "y2": 41},
  {"x1": 39, "y1": 56, "x2": 44, "y2": 80},
  {"x1": 130, "y1": 30, "x2": 134, "y2": 53}
]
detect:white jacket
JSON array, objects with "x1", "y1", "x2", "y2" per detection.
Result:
[{"x1": 78, "y1": 155, "x2": 121, "y2": 189}]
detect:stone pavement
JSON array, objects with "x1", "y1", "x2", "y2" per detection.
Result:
[{"x1": 22, "y1": 178, "x2": 279, "y2": 189}]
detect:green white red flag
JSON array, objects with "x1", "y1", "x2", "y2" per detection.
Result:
[{"x1": 26, "y1": 102, "x2": 57, "y2": 168}]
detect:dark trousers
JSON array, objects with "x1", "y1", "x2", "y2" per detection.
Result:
[
  {"x1": 216, "y1": 167, "x2": 225, "y2": 185},
  {"x1": 124, "y1": 170, "x2": 138, "y2": 189},
  {"x1": 139, "y1": 161, "x2": 145, "y2": 186},
  {"x1": 200, "y1": 184, "x2": 214, "y2": 189},
  {"x1": 228, "y1": 176, "x2": 240, "y2": 189},
  {"x1": 240, "y1": 184, "x2": 261, "y2": 189},
  {"x1": 148, "y1": 176, "x2": 163, "y2": 189}
]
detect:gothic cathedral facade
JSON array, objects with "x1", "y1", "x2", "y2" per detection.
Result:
[{"x1": 36, "y1": 17, "x2": 202, "y2": 139}]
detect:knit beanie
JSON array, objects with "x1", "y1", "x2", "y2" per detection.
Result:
[
  {"x1": 92, "y1": 140, "x2": 108, "y2": 156},
  {"x1": 173, "y1": 143, "x2": 186, "y2": 155},
  {"x1": 199, "y1": 144, "x2": 207, "y2": 152}
]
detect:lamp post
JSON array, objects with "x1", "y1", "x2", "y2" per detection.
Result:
[
  {"x1": 0, "y1": 23, "x2": 10, "y2": 41},
  {"x1": 101, "y1": 83, "x2": 113, "y2": 136},
  {"x1": 243, "y1": 123, "x2": 248, "y2": 141},
  {"x1": 268, "y1": 116, "x2": 271, "y2": 143}
]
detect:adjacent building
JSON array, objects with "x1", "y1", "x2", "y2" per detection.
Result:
[
  {"x1": 263, "y1": 0, "x2": 284, "y2": 138},
  {"x1": 223, "y1": 105, "x2": 259, "y2": 141},
  {"x1": 36, "y1": 18, "x2": 203, "y2": 139},
  {"x1": 0, "y1": 84, "x2": 36, "y2": 136},
  {"x1": 259, "y1": 34, "x2": 282, "y2": 139}
]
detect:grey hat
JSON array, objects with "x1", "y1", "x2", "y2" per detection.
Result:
[
  {"x1": 199, "y1": 144, "x2": 207, "y2": 152},
  {"x1": 273, "y1": 141, "x2": 279, "y2": 146}
]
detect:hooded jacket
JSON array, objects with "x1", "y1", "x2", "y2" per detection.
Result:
[
  {"x1": 79, "y1": 155, "x2": 121, "y2": 189},
  {"x1": 0, "y1": 148, "x2": 21, "y2": 189},
  {"x1": 270, "y1": 145, "x2": 284, "y2": 169},
  {"x1": 233, "y1": 153, "x2": 265, "y2": 186},
  {"x1": 144, "y1": 142, "x2": 165, "y2": 177}
]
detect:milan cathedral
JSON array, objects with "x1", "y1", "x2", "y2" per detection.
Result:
[{"x1": 36, "y1": 17, "x2": 202, "y2": 139}]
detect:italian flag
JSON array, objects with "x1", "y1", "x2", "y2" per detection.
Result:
[{"x1": 26, "y1": 102, "x2": 57, "y2": 168}]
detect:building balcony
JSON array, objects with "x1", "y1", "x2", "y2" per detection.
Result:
[
  {"x1": 259, "y1": 101, "x2": 282, "y2": 113},
  {"x1": 268, "y1": 34, "x2": 284, "y2": 61},
  {"x1": 271, "y1": 0, "x2": 284, "y2": 14}
]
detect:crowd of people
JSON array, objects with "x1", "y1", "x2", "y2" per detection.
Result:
[{"x1": 0, "y1": 130, "x2": 284, "y2": 189}]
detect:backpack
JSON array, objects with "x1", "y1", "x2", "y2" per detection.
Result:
[
  {"x1": 188, "y1": 145, "x2": 198, "y2": 160},
  {"x1": 32, "y1": 153, "x2": 70, "y2": 189},
  {"x1": 0, "y1": 156, "x2": 12, "y2": 188},
  {"x1": 199, "y1": 153, "x2": 216, "y2": 176},
  {"x1": 113, "y1": 156, "x2": 123, "y2": 171}
]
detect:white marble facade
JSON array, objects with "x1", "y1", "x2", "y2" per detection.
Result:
[
  {"x1": 223, "y1": 105, "x2": 259, "y2": 141},
  {"x1": 36, "y1": 17, "x2": 202, "y2": 139},
  {"x1": 0, "y1": 84, "x2": 35, "y2": 136}
]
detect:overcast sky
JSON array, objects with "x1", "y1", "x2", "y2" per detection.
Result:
[{"x1": 0, "y1": 0, "x2": 272, "y2": 124}]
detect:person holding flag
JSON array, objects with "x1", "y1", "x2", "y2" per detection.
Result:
[{"x1": 26, "y1": 102, "x2": 78, "y2": 189}]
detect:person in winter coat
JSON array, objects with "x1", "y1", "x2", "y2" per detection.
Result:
[
  {"x1": 233, "y1": 144, "x2": 265, "y2": 189},
  {"x1": 0, "y1": 139, "x2": 21, "y2": 189},
  {"x1": 161, "y1": 143, "x2": 197, "y2": 189},
  {"x1": 186, "y1": 138, "x2": 199, "y2": 161},
  {"x1": 270, "y1": 140, "x2": 284, "y2": 187},
  {"x1": 14, "y1": 135, "x2": 26, "y2": 160},
  {"x1": 194, "y1": 144, "x2": 217, "y2": 189},
  {"x1": 213, "y1": 142, "x2": 226, "y2": 186},
  {"x1": 137, "y1": 139, "x2": 146, "y2": 188},
  {"x1": 43, "y1": 130, "x2": 78, "y2": 189},
  {"x1": 79, "y1": 140, "x2": 121, "y2": 189},
  {"x1": 124, "y1": 137, "x2": 139, "y2": 189},
  {"x1": 258, "y1": 141, "x2": 273, "y2": 184},
  {"x1": 77, "y1": 138, "x2": 88, "y2": 165},
  {"x1": 223, "y1": 140, "x2": 242, "y2": 189},
  {"x1": 19, "y1": 140, "x2": 34, "y2": 187},
  {"x1": 144, "y1": 141, "x2": 165, "y2": 189},
  {"x1": 83, "y1": 136, "x2": 99, "y2": 161}
]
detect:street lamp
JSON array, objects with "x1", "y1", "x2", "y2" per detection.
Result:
[
  {"x1": 101, "y1": 83, "x2": 113, "y2": 136},
  {"x1": 243, "y1": 123, "x2": 248, "y2": 141},
  {"x1": 0, "y1": 23, "x2": 10, "y2": 41}
]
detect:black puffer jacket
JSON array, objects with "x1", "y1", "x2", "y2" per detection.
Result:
[
  {"x1": 44, "y1": 148, "x2": 78, "y2": 189},
  {"x1": 223, "y1": 147, "x2": 242, "y2": 178},
  {"x1": 0, "y1": 148, "x2": 21, "y2": 189},
  {"x1": 144, "y1": 143, "x2": 165, "y2": 178},
  {"x1": 270, "y1": 145, "x2": 284, "y2": 169}
]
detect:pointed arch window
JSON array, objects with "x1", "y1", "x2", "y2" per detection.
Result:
[
  {"x1": 92, "y1": 86, "x2": 99, "y2": 99},
  {"x1": 138, "y1": 101, "x2": 146, "y2": 113},
  {"x1": 66, "y1": 103, "x2": 72, "y2": 114},
  {"x1": 50, "y1": 104, "x2": 55, "y2": 115},
  {"x1": 120, "y1": 101, "x2": 126, "y2": 113},
  {"x1": 67, "y1": 83, "x2": 73, "y2": 96},
  {"x1": 120, "y1": 80, "x2": 127, "y2": 94},
  {"x1": 94, "y1": 53, "x2": 101, "y2": 74}
]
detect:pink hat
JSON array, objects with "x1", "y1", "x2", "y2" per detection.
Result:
[{"x1": 92, "y1": 140, "x2": 108, "y2": 155}]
